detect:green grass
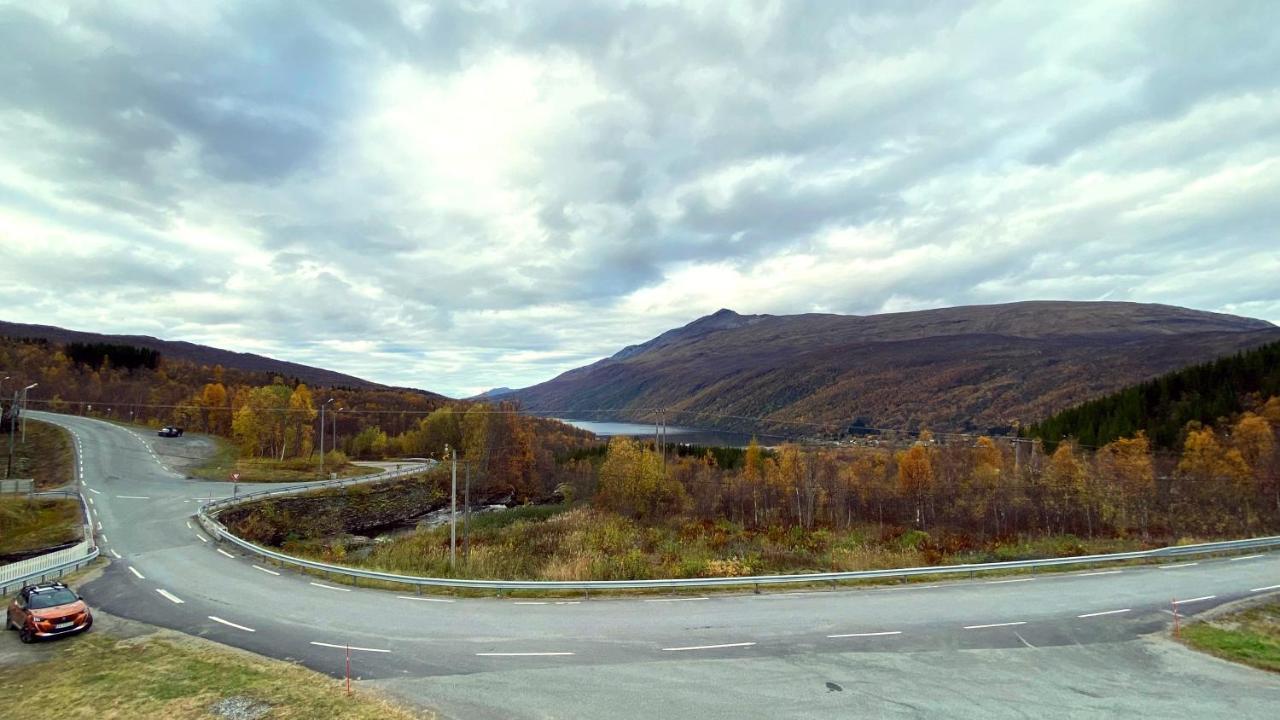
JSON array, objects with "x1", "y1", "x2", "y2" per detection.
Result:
[
  {"x1": 5, "y1": 418, "x2": 74, "y2": 489},
  {"x1": 0, "y1": 496, "x2": 81, "y2": 558},
  {"x1": 1182, "y1": 601, "x2": 1280, "y2": 673},
  {"x1": 188, "y1": 437, "x2": 378, "y2": 483},
  {"x1": 0, "y1": 625, "x2": 432, "y2": 719}
]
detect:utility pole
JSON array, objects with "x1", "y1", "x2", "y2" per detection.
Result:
[
  {"x1": 20, "y1": 383, "x2": 36, "y2": 443},
  {"x1": 463, "y1": 461, "x2": 471, "y2": 561},
  {"x1": 332, "y1": 407, "x2": 342, "y2": 464},
  {"x1": 319, "y1": 398, "x2": 333, "y2": 478},
  {"x1": 447, "y1": 444, "x2": 457, "y2": 568}
]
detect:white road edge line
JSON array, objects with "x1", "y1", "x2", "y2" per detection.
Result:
[
  {"x1": 310, "y1": 582, "x2": 351, "y2": 592},
  {"x1": 963, "y1": 621, "x2": 1027, "y2": 630},
  {"x1": 1251, "y1": 584, "x2": 1280, "y2": 592},
  {"x1": 1229, "y1": 554, "x2": 1263, "y2": 562},
  {"x1": 1172, "y1": 595, "x2": 1216, "y2": 605},
  {"x1": 1158, "y1": 562, "x2": 1198, "y2": 569},
  {"x1": 827, "y1": 631, "x2": 902, "y2": 638},
  {"x1": 476, "y1": 652, "x2": 575, "y2": 657},
  {"x1": 209, "y1": 616, "x2": 256, "y2": 632},
  {"x1": 398, "y1": 595, "x2": 454, "y2": 603},
  {"x1": 1077, "y1": 570, "x2": 1123, "y2": 577},
  {"x1": 253, "y1": 565, "x2": 281, "y2": 576},
  {"x1": 662, "y1": 642, "x2": 756, "y2": 651},
  {"x1": 128, "y1": 566, "x2": 145, "y2": 579},
  {"x1": 216, "y1": 549, "x2": 235, "y2": 559},
  {"x1": 156, "y1": 589, "x2": 184, "y2": 604},
  {"x1": 986, "y1": 578, "x2": 1032, "y2": 585},
  {"x1": 644, "y1": 597, "x2": 710, "y2": 603},
  {"x1": 1078, "y1": 608, "x2": 1131, "y2": 618},
  {"x1": 310, "y1": 641, "x2": 389, "y2": 653}
]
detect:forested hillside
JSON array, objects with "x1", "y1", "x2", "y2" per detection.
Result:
[
  {"x1": 0, "y1": 337, "x2": 595, "y2": 496},
  {"x1": 1027, "y1": 340, "x2": 1280, "y2": 449}
]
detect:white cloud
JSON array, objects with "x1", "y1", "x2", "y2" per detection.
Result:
[{"x1": 0, "y1": 1, "x2": 1276, "y2": 397}]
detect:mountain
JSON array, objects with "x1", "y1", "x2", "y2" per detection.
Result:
[
  {"x1": 1027, "y1": 338, "x2": 1280, "y2": 449},
  {"x1": 0, "y1": 320, "x2": 394, "y2": 392},
  {"x1": 471, "y1": 387, "x2": 516, "y2": 399},
  {"x1": 509, "y1": 301, "x2": 1280, "y2": 435}
]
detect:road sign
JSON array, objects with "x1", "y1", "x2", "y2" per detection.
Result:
[{"x1": 231, "y1": 472, "x2": 240, "y2": 482}]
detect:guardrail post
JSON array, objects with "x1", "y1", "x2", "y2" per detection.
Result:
[{"x1": 753, "y1": 582, "x2": 760, "y2": 595}]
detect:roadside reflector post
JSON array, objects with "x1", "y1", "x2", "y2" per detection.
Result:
[
  {"x1": 1172, "y1": 598, "x2": 1181, "y2": 638},
  {"x1": 345, "y1": 643, "x2": 352, "y2": 696}
]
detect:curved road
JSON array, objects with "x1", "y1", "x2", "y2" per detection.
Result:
[{"x1": 33, "y1": 411, "x2": 1280, "y2": 719}]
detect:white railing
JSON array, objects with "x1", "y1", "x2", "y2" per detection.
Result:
[{"x1": 0, "y1": 491, "x2": 98, "y2": 595}]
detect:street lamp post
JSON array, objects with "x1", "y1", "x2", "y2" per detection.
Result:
[
  {"x1": 319, "y1": 398, "x2": 334, "y2": 478},
  {"x1": 20, "y1": 383, "x2": 37, "y2": 444},
  {"x1": 5, "y1": 389, "x2": 16, "y2": 478}
]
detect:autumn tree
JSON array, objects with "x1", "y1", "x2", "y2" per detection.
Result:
[
  {"x1": 1095, "y1": 433, "x2": 1155, "y2": 536},
  {"x1": 896, "y1": 443, "x2": 933, "y2": 528},
  {"x1": 597, "y1": 436, "x2": 685, "y2": 519}
]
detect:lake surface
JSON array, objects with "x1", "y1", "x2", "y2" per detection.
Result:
[{"x1": 551, "y1": 418, "x2": 763, "y2": 448}]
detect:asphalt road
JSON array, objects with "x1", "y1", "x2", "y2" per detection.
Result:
[{"x1": 26, "y1": 411, "x2": 1280, "y2": 718}]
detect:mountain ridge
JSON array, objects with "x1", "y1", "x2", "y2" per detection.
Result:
[
  {"x1": 510, "y1": 301, "x2": 1280, "y2": 434},
  {"x1": 0, "y1": 319, "x2": 425, "y2": 394}
]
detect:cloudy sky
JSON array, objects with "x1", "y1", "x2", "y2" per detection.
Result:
[{"x1": 1, "y1": 1, "x2": 1277, "y2": 397}]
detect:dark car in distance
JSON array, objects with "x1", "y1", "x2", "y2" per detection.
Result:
[
  {"x1": 157, "y1": 426, "x2": 184, "y2": 437},
  {"x1": 6, "y1": 582, "x2": 93, "y2": 643}
]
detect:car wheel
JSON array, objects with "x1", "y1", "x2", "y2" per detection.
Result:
[
  {"x1": 4, "y1": 616, "x2": 12, "y2": 631},
  {"x1": 19, "y1": 627, "x2": 35, "y2": 644}
]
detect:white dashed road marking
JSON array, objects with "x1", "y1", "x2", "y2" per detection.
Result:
[
  {"x1": 309, "y1": 582, "x2": 351, "y2": 592},
  {"x1": 253, "y1": 565, "x2": 281, "y2": 576},
  {"x1": 827, "y1": 631, "x2": 902, "y2": 638},
  {"x1": 109, "y1": 549, "x2": 122, "y2": 559},
  {"x1": 216, "y1": 549, "x2": 235, "y2": 559},
  {"x1": 87, "y1": 488, "x2": 101, "y2": 494},
  {"x1": 662, "y1": 642, "x2": 756, "y2": 651},
  {"x1": 209, "y1": 616, "x2": 256, "y2": 632},
  {"x1": 116, "y1": 495, "x2": 151, "y2": 500},
  {"x1": 310, "y1": 641, "x2": 389, "y2": 653},
  {"x1": 1172, "y1": 595, "x2": 1216, "y2": 605},
  {"x1": 1077, "y1": 570, "x2": 1122, "y2": 577},
  {"x1": 964, "y1": 621, "x2": 1027, "y2": 630},
  {"x1": 1078, "y1": 608, "x2": 1130, "y2": 618},
  {"x1": 398, "y1": 595, "x2": 454, "y2": 603},
  {"x1": 1157, "y1": 562, "x2": 1198, "y2": 570},
  {"x1": 514, "y1": 601, "x2": 547, "y2": 605},
  {"x1": 644, "y1": 597, "x2": 709, "y2": 603},
  {"x1": 156, "y1": 589, "x2": 185, "y2": 604},
  {"x1": 476, "y1": 652, "x2": 575, "y2": 657},
  {"x1": 986, "y1": 578, "x2": 1032, "y2": 585},
  {"x1": 128, "y1": 566, "x2": 145, "y2": 579},
  {"x1": 1252, "y1": 584, "x2": 1280, "y2": 592},
  {"x1": 196, "y1": 534, "x2": 207, "y2": 543}
]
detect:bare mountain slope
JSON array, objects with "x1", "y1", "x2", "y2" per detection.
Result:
[{"x1": 510, "y1": 301, "x2": 1280, "y2": 434}]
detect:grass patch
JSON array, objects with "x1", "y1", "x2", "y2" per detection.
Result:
[
  {"x1": 1182, "y1": 600, "x2": 1280, "y2": 673},
  {"x1": 0, "y1": 496, "x2": 81, "y2": 557},
  {"x1": 188, "y1": 438, "x2": 378, "y2": 483},
  {"x1": 274, "y1": 504, "x2": 1151, "y2": 583},
  {"x1": 0, "y1": 625, "x2": 431, "y2": 719},
  {"x1": 4, "y1": 418, "x2": 74, "y2": 489}
]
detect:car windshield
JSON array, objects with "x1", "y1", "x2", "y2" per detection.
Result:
[{"x1": 28, "y1": 588, "x2": 78, "y2": 609}]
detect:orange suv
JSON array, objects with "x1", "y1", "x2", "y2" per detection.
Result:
[{"x1": 6, "y1": 581, "x2": 93, "y2": 643}]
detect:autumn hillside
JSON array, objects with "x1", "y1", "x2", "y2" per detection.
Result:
[{"x1": 510, "y1": 301, "x2": 1280, "y2": 435}]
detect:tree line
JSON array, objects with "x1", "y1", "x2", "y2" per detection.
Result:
[
  {"x1": 583, "y1": 396, "x2": 1280, "y2": 543},
  {"x1": 1026, "y1": 339, "x2": 1280, "y2": 450}
]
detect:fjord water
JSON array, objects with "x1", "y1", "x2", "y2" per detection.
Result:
[{"x1": 553, "y1": 418, "x2": 765, "y2": 447}]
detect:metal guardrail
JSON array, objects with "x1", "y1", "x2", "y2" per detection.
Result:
[
  {"x1": 1, "y1": 491, "x2": 99, "y2": 596},
  {"x1": 198, "y1": 468, "x2": 1280, "y2": 592}
]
